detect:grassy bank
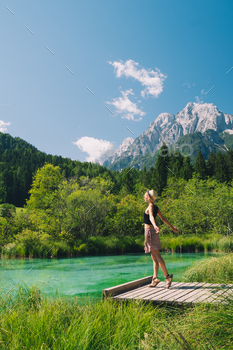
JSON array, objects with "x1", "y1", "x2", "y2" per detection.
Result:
[
  {"x1": 1, "y1": 232, "x2": 233, "y2": 259},
  {"x1": 161, "y1": 233, "x2": 233, "y2": 253},
  {"x1": 182, "y1": 253, "x2": 233, "y2": 284},
  {"x1": 1, "y1": 254, "x2": 233, "y2": 349}
]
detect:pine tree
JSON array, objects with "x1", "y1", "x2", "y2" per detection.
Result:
[
  {"x1": 226, "y1": 149, "x2": 233, "y2": 182},
  {"x1": 122, "y1": 167, "x2": 134, "y2": 194},
  {"x1": 140, "y1": 164, "x2": 148, "y2": 187},
  {"x1": 193, "y1": 150, "x2": 207, "y2": 180},
  {"x1": 207, "y1": 149, "x2": 216, "y2": 177},
  {"x1": 0, "y1": 178, "x2": 7, "y2": 203},
  {"x1": 214, "y1": 151, "x2": 228, "y2": 182},
  {"x1": 180, "y1": 156, "x2": 193, "y2": 180},
  {"x1": 152, "y1": 143, "x2": 169, "y2": 196},
  {"x1": 168, "y1": 153, "x2": 184, "y2": 179}
]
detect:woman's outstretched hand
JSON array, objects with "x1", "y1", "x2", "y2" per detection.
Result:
[{"x1": 172, "y1": 226, "x2": 179, "y2": 233}]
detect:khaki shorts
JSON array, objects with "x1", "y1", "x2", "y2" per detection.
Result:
[{"x1": 144, "y1": 226, "x2": 162, "y2": 253}]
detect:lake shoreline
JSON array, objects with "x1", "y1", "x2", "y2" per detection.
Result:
[
  {"x1": 1, "y1": 233, "x2": 232, "y2": 259},
  {"x1": 0, "y1": 249, "x2": 227, "y2": 261}
]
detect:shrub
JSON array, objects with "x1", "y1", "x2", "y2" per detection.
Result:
[
  {"x1": 1, "y1": 243, "x2": 17, "y2": 258},
  {"x1": 15, "y1": 229, "x2": 42, "y2": 257},
  {"x1": 55, "y1": 241, "x2": 71, "y2": 257},
  {"x1": 77, "y1": 243, "x2": 88, "y2": 255},
  {"x1": 0, "y1": 203, "x2": 16, "y2": 218}
]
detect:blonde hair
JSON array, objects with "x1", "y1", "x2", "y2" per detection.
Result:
[{"x1": 147, "y1": 189, "x2": 157, "y2": 203}]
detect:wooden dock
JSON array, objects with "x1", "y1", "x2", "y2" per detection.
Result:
[{"x1": 102, "y1": 276, "x2": 233, "y2": 305}]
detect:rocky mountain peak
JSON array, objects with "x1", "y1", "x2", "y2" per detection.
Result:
[
  {"x1": 114, "y1": 137, "x2": 134, "y2": 156},
  {"x1": 103, "y1": 102, "x2": 233, "y2": 170}
]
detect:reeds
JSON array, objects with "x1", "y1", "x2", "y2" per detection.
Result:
[
  {"x1": 182, "y1": 253, "x2": 233, "y2": 284},
  {"x1": 1, "y1": 233, "x2": 233, "y2": 258},
  {"x1": 161, "y1": 234, "x2": 233, "y2": 253},
  {"x1": 0, "y1": 271, "x2": 233, "y2": 349}
]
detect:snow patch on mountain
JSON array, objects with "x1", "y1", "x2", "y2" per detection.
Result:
[{"x1": 223, "y1": 129, "x2": 233, "y2": 135}]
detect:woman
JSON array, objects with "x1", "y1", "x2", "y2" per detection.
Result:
[{"x1": 143, "y1": 189, "x2": 178, "y2": 288}]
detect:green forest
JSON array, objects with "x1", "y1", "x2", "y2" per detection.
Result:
[
  {"x1": 1, "y1": 132, "x2": 233, "y2": 207},
  {"x1": 0, "y1": 132, "x2": 233, "y2": 258}
]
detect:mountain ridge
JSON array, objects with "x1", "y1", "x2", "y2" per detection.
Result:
[{"x1": 104, "y1": 102, "x2": 233, "y2": 170}]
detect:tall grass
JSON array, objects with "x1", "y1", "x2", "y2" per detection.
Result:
[
  {"x1": 160, "y1": 234, "x2": 233, "y2": 253},
  {"x1": 1, "y1": 233, "x2": 233, "y2": 258},
  {"x1": 182, "y1": 253, "x2": 233, "y2": 284},
  {"x1": 1, "y1": 254, "x2": 233, "y2": 349},
  {"x1": 0, "y1": 282, "x2": 233, "y2": 349}
]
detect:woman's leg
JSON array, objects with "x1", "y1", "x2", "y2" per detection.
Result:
[
  {"x1": 151, "y1": 250, "x2": 169, "y2": 277},
  {"x1": 151, "y1": 252, "x2": 159, "y2": 278}
]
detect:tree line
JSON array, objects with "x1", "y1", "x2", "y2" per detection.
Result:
[
  {"x1": 0, "y1": 131, "x2": 233, "y2": 207},
  {"x1": 1, "y1": 161, "x2": 232, "y2": 258}
]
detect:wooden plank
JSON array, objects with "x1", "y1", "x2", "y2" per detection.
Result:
[
  {"x1": 114, "y1": 282, "x2": 168, "y2": 300},
  {"x1": 148, "y1": 282, "x2": 201, "y2": 304},
  {"x1": 166, "y1": 283, "x2": 206, "y2": 304},
  {"x1": 134, "y1": 282, "x2": 177, "y2": 297},
  {"x1": 114, "y1": 281, "x2": 185, "y2": 301},
  {"x1": 196, "y1": 290, "x2": 228, "y2": 304},
  {"x1": 205, "y1": 289, "x2": 229, "y2": 303},
  {"x1": 204, "y1": 287, "x2": 233, "y2": 303},
  {"x1": 134, "y1": 282, "x2": 183, "y2": 301},
  {"x1": 113, "y1": 284, "x2": 150, "y2": 299},
  {"x1": 188, "y1": 284, "x2": 232, "y2": 304},
  {"x1": 183, "y1": 284, "x2": 217, "y2": 303},
  {"x1": 147, "y1": 282, "x2": 199, "y2": 303},
  {"x1": 115, "y1": 288, "x2": 155, "y2": 301},
  {"x1": 157, "y1": 282, "x2": 202, "y2": 303},
  {"x1": 115, "y1": 282, "x2": 181, "y2": 301},
  {"x1": 102, "y1": 276, "x2": 153, "y2": 298},
  {"x1": 142, "y1": 282, "x2": 188, "y2": 302},
  {"x1": 190, "y1": 284, "x2": 231, "y2": 304},
  {"x1": 173, "y1": 282, "x2": 211, "y2": 303},
  {"x1": 115, "y1": 282, "x2": 203, "y2": 304}
]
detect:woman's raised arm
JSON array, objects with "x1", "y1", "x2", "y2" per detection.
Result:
[{"x1": 157, "y1": 208, "x2": 179, "y2": 233}]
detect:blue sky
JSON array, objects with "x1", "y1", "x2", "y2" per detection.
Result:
[{"x1": 0, "y1": 0, "x2": 233, "y2": 163}]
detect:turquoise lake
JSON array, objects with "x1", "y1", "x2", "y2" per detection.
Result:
[{"x1": 0, "y1": 252, "x2": 223, "y2": 299}]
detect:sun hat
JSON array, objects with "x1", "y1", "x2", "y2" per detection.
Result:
[{"x1": 147, "y1": 189, "x2": 157, "y2": 202}]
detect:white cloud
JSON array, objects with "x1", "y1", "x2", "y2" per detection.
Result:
[
  {"x1": 183, "y1": 82, "x2": 191, "y2": 89},
  {"x1": 0, "y1": 120, "x2": 11, "y2": 133},
  {"x1": 108, "y1": 59, "x2": 167, "y2": 98},
  {"x1": 72, "y1": 136, "x2": 117, "y2": 164},
  {"x1": 195, "y1": 89, "x2": 205, "y2": 104},
  {"x1": 106, "y1": 89, "x2": 145, "y2": 121},
  {"x1": 195, "y1": 96, "x2": 204, "y2": 104},
  {"x1": 183, "y1": 82, "x2": 196, "y2": 92}
]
